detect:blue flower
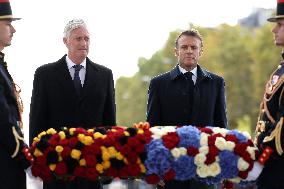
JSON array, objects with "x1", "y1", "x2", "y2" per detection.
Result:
[
  {"x1": 176, "y1": 125, "x2": 200, "y2": 148},
  {"x1": 173, "y1": 155, "x2": 196, "y2": 180},
  {"x1": 145, "y1": 139, "x2": 173, "y2": 176},
  {"x1": 227, "y1": 130, "x2": 247, "y2": 142},
  {"x1": 219, "y1": 150, "x2": 239, "y2": 179}
]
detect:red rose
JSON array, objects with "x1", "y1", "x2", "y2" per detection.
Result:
[
  {"x1": 205, "y1": 154, "x2": 216, "y2": 165},
  {"x1": 36, "y1": 155, "x2": 47, "y2": 165},
  {"x1": 145, "y1": 174, "x2": 160, "y2": 184},
  {"x1": 213, "y1": 133, "x2": 223, "y2": 138},
  {"x1": 127, "y1": 164, "x2": 141, "y2": 176},
  {"x1": 187, "y1": 147, "x2": 199, "y2": 156},
  {"x1": 128, "y1": 137, "x2": 140, "y2": 147},
  {"x1": 238, "y1": 170, "x2": 248, "y2": 179},
  {"x1": 86, "y1": 167, "x2": 99, "y2": 181},
  {"x1": 59, "y1": 138, "x2": 69, "y2": 146},
  {"x1": 126, "y1": 151, "x2": 138, "y2": 164},
  {"x1": 74, "y1": 166, "x2": 86, "y2": 177},
  {"x1": 43, "y1": 147, "x2": 54, "y2": 157},
  {"x1": 234, "y1": 143, "x2": 247, "y2": 155},
  {"x1": 106, "y1": 167, "x2": 118, "y2": 177},
  {"x1": 85, "y1": 155, "x2": 97, "y2": 167},
  {"x1": 136, "y1": 143, "x2": 145, "y2": 153},
  {"x1": 68, "y1": 137, "x2": 79, "y2": 148},
  {"x1": 120, "y1": 145, "x2": 132, "y2": 156},
  {"x1": 61, "y1": 147, "x2": 71, "y2": 159},
  {"x1": 31, "y1": 165, "x2": 42, "y2": 177},
  {"x1": 55, "y1": 162, "x2": 67, "y2": 175},
  {"x1": 117, "y1": 167, "x2": 129, "y2": 178},
  {"x1": 75, "y1": 128, "x2": 87, "y2": 135},
  {"x1": 207, "y1": 135, "x2": 217, "y2": 146},
  {"x1": 37, "y1": 166, "x2": 53, "y2": 182},
  {"x1": 225, "y1": 135, "x2": 238, "y2": 143},
  {"x1": 162, "y1": 132, "x2": 180, "y2": 149},
  {"x1": 199, "y1": 127, "x2": 213, "y2": 134},
  {"x1": 48, "y1": 139, "x2": 58, "y2": 147},
  {"x1": 163, "y1": 169, "x2": 176, "y2": 181}
]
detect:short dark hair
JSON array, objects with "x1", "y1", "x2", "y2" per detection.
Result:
[{"x1": 175, "y1": 29, "x2": 204, "y2": 53}]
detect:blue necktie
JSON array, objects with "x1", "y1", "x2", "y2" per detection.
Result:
[{"x1": 73, "y1": 65, "x2": 83, "y2": 95}]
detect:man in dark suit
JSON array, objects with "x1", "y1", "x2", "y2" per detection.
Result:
[
  {"x1": 146, "y1": 29, "x2": 227, "y2": 189},
  {"x1": 0, "y1": 1, "x2": 32, "y2": 189},
  {"x1": 29, "y1": 19, "x2": 116, "y2": 189}
]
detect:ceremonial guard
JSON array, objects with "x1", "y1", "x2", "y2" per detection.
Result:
[
  {"x1": 0, "y1": 0, "x2": 33, "y2": 189},
  {"x1": 254, "y1": 1, "x2": 284, "y2": 188}
]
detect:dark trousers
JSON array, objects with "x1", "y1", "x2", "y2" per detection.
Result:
[{"x1": 157, "y1": 179, "x2": 215, "y2": 189}]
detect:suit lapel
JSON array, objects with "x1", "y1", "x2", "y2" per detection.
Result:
[
  {"x1": 54, "y1": 56, "x2": 78, "y2": 98},
  {"x1": 80, "y1": 58, "x2": 99, "y2": 100}
]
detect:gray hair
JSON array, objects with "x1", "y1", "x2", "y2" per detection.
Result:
[{"x1": 63, "y1": 19, "x2": 87, "y2": 38}]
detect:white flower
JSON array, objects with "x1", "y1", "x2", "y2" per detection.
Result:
[
  {"x1": 215, "y1": 137, "x2": 227, "y2": 150},
  {"x1": 200, "y1": 133, "x2": 209, "y2": 146},
  {"x1": 225, "y1": 141, "x2": 235, "y2": 151},
  {"x1": 212, "y1": 127, "x2": 228, "y2": 137},
  {"x1": 171, "y1": 148, "x2": 181, "y2": 158},
  {"x1": 194, "y1": 153, "x2": 206, "y2": 166},
  {"x1": 199, "y1": 146, "x2": 209, "y2": 154},
  {"x1": 179, "y1": 147, "x2": 187, "y2": 156},
  {"x1": 196, "y1": 165, "x2": 209, "y2": 178},
  {"x1": 246, "y1": 146, "x2": 257, "y2": 160},
  {"x1": 237, "y1": 157, "x2": 249, "y2": 171},
  {"x1": 150, "y1": 126, "x2": 176, "y2": 139},
  {"x1": 171, "y1": 147, "x2": 187, "y2": 158},
  {"x1": 208, "y1": 162, "x2": 221, "y2": 176}
]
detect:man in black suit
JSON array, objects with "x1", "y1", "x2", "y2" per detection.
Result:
[
  {"x1": 0, "y1": 1, "x2": 32, "y2": 189},
  {"x1": 146, "y1": 29, "x2": 227, "y2": 189},
  {"x1": 29, "y1": 19, "x2": 116, "y2": 189}
]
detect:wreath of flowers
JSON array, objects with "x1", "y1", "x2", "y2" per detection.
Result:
[
  {"x1": 145, "y1": 125, "x2": 258, "y2": 187},
  {"x1": 30, "y1": 123, "x2": 257, "y2": 188},
  {"x1": 30, "y1": 122, "x2": 151, "y2": 183}
]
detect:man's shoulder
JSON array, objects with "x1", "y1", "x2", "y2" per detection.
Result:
[
  {"x1": 87, "y1": 58, "x2": 112, "y2": 73},
  {"x1": 200, "y1": 67, "x2": 224, "y2": 81},
  {"x1": 151, "y1": 71, "x2": 171, "y2": 82},
  {"x1": 36, "y1": 61, "x2": 61, "y2": 72}
]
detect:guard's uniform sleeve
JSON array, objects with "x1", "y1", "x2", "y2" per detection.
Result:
[{"x1": 0, "y1": 82, "x2": 32, "y2": 169}]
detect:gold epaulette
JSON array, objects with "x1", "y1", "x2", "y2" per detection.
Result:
[{"x1": 263, "y1": 117, "x2": 284, "y2": 155}]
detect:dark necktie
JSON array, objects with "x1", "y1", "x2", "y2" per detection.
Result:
[
  {"x1": 184, "y1": 72, "x2": 194, "y2": 87},
  {"x1": 73, "y1": 65, "x2": 83, "y2": 95}
]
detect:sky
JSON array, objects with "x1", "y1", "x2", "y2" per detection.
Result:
[{"x1": 3, "y1": 0, "x2": 275, "y2": 188}]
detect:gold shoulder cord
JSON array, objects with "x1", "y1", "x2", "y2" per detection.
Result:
[
  {"x1": 13, "y1": 83, "x2": 23, "y2": 128},
  {"x1": 255, "y1": 67, "x2": 284, "y2": 155},
  {"x1": 11, "y1": 126, "x2": 25, "y2": 158}
]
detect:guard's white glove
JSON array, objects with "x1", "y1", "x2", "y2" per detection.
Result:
[
  {"x1": 245, "y1": 161, "x2": 264, "y2": 181},
  {"x1": 25, "y1": 167, "x2": 36, "y2": 179}
]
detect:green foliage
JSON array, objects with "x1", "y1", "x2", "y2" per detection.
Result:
[{"x1": 115, "y1": 23, "x2": 282, "y2": 132}]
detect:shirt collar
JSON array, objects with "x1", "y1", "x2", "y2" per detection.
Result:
[
  {"x1": 66, "y1": 56, "x2": 86, "y2": 69},
  {"x1": 178, "y1": 64, "x2": 197, "y2": 77}
]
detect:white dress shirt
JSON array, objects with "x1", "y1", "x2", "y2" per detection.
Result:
[
  {"x1": 66, "y1": 56, "x2": 86, "y2": 86},
  {"x1": 178, "y1": 65, "x2": 197, "y2": 84}
]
